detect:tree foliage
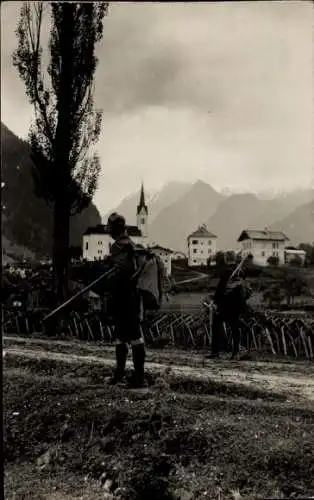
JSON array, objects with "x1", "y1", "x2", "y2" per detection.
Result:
[
  {"x1": 289, "y1": 255, "x2": 302, "y2": 267},
  {"x1": 282, "y1": 272, "x2": 308, "y2": 305},
  {"x1": 13, "y1": 2, "x2": 107, "y2": 215},
  {"x1": 267, "y1": 255, "x2": 279, "y2": 267},
  {"x1": 13, "y1": 1, "x2": 108, "y2": 303},
  {"x1": 263, "y1": 285, "x2": 284, "y2": 308},
  {"x1": 298, "y1": 243, "x2": 314, "y2": 265}
]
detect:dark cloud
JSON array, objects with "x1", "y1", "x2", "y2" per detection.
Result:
[{"x1": 1, "y1": 1, "x2": 313, "y2": 214}]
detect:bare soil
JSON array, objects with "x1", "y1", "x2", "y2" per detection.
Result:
[{"x1": 3, "y1": 335, "x2": 314, "y2": 500}]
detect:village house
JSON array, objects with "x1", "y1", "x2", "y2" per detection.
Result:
[
  {"x1": 148, "y1": 244, "x2": 173, "y2": 276},
  {"x1": 187, "y1": 224, "x2": 217, "y2": 267},
  {"x1": 171, "y1": 251, "x2": 187, "y2": 261},
  {"x1": 238, "y1": 229, "x2": 289, "y2": 266},
  {"x1": 284, "y1": 247, "x2": 306, "y2": 266},
  {"x1": 82, "y1": 183, "x2": 149, "y2": 261}
]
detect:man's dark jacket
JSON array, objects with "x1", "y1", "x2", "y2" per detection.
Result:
[
  {"x1": 106, "y1": 234, "x2": 140, "y2": 321},
  {"x1": 214, "y1": 266, "x2": 249, "y2": 317}
]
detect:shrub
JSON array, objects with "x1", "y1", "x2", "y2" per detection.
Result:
[
  {"x1": 267, "y1": 256, "x2": 279, "y2": 267},
  {"x1": 289, "y1": 255, "x2": 302, "y2": 267},
  {"x1": 263, "y1": 285, "x2": 284, "y2": 307}
]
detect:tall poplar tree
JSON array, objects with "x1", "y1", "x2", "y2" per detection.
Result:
[{"x1": 13, "y1": 2, "x2": 108, "y2": 304}]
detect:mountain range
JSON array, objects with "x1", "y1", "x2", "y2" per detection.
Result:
[
  {"x1": 1, "y1": 122, "x2": 101, "y2": 260},
  {"x1": 107, "y1": 181, "x2": 313, "y2": 252},
  {"x1": 2, "y1": 121, "x2": 313, "y2": 259}
]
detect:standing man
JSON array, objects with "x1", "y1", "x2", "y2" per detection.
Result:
[
  {"x1": 207, "y1": 255, "x2": 252, "y2": 360},
  {"x1": 106, "y1": 212, "x2": 146, "y2": 388}
]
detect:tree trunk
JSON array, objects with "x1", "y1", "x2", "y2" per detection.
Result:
[
  {"x1": 51, "y1": 4, "x2": 75, "y2": 309},
  {"x1": 52, "y1": 197, "x2": 71, "y2": 306}
]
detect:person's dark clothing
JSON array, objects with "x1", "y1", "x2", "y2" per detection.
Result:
[
  {"x1": 214, "y1": 266, "x2": 250, "y2": 316},
  {"x1": 105, "y1": 233, "x2": 146, "y2": 387},
  {"x1": 211, "y1": 310, "x2": 241, "y2": 357},
  {"x1": 106, "y1": 234, "x2": 142, "y2": 344},
  {"x1": 213, "y1": 267, "x2": 234, "y2": 308},
  {"x1": 211, "y1": 265, "x2": 249, "y2": 357}
]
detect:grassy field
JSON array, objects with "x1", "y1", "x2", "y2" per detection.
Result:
[{"x1": 3, "y1": 335, "x2": 314, "y2": 500}]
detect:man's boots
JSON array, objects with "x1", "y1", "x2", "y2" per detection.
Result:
[
  {"x1": 129, "y1": 342, "x2": 147, "y2": 388},
  {"x1": 109, "y1": 343, "x2": 128, "y2": 385}
]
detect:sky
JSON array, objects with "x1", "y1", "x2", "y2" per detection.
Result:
[{"x1": 1, "y1": 1, "x2": 313, "y2": 215}]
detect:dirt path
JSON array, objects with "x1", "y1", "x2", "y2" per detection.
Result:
[
  {"x1": 4, "y1": 335, "x2": 314, "y2": 403},
  {"x1": 4, "y1": 336, "x2": 314, "y2": 499}
]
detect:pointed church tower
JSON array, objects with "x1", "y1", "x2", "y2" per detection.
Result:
[{"x1": 136, "y1": 182, "x2": 148, "y2": 238}]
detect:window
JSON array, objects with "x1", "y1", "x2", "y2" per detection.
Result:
[
  {"x1": 193, "y1": 260, "x2": 197, "y2": 263},
  {"x1": 193, "y1": 249, "x2": 197, "y2": 253},
  {"x1": 98, "y1": 249, "x2": 102, "y2": 254},
  {"x1": 192, "y1": 239, "x2": 198, "y2": 245},
  {"x1": 98, "y1": 240, "x2": 102, "y2": 245},
  {"x1": 140, "y1": 218, "x2": 145, "y2": 225},
  {"x1": 200, "y1": 250, "x2": 203, "y2": 254},
  {"x1": 201, "y1": 241, "x2": 204, "y2": 245},
  {"x1": 208, "y1": 240, "x2": 211, "y2": 245},
  {"x1": 272, "y1": 242, "x2": 279, "y2": 249},
  {"x1": 261, "y1": 251, "x2": 265, "y2": 257},
  {"x1": 85, "y1": 242, "x2": 88, "y2": 250}
]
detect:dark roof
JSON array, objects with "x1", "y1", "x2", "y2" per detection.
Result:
[
  {"x1": 84, "y1": 224, "x2": 108, "y2": 235},
  {"x1": 149, "y1": 244, "x2": 173, "y2": 254},
  {"x1": 136, "y1": 182, "x2": 148, "y2": 215},
  {"x1": 284, "y1": 248, "x2": 306, "y2": 253},
  {"x1": 238, "y1": 229, "x2": 289, "y2": 242},
  {"x1": 188, "y1": 225, "x2": 217, "y2": 239},
  {"x1": 126, "y1": 225, "x2": 143, "y2": 237},
  {"x1": 84, "y1": 224, "x2": 142, "y2": 237}
]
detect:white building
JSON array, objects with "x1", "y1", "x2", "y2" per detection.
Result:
[
  {"x1": 82, "y1": 183, "x2": 149, "y2": 261},
  {"x1": 284, "y1": 248, "x2": 306, "y2": 266},
  {"x1": 187, "y1": 225, "x2": 217, "y2": 267},
  {"x1": 148, "y1": 245, "x2": 173, "y2": 276},
  {"x1": 238, "y1": 229, "x2": 289, "y2": 266}
]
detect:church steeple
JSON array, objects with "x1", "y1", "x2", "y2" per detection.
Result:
[
  {"x1": 136, "y1": 182, "x2": 148, "y2": 215},
  {"x1": 136, "y1": 182, "x2": 148, "y2": 238}
]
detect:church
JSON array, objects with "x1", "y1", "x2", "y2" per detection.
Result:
[{"x1": 82, "y1": 183, "x2": 149, "y2": 261}]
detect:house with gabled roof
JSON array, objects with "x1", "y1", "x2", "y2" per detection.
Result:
[
  {"x1": 187, "y1": 224, "x2": 218, "y2": 267},
  {"x1": 237, "y1": 228, "x2": 289, "y2": 266}
]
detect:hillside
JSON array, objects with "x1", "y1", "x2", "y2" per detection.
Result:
[
  {"x1": 1, "y1": 122, "x2": 101, "y2": 258},
  {"x1": 149, "y1": 180, "x2": 224, "y2": 251},
  {"x1": 271, "y1": 198, "x2": 314, "y2": 245}
]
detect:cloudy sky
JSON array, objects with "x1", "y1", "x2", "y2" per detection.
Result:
[{"x1": 1, "y1": 1, "x2": 313, "y2": 215}]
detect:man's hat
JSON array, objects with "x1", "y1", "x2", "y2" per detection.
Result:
[
  {"x1": 107, "y1": 212, "x2": 126, "y2": 232},
  {"x1": 107, "y1": 212, "x2": 126, "y2": 227}
]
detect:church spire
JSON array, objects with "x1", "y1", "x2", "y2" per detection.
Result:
[{"x1": 137, "y1": 182, "x2": 148, "y2": 215}]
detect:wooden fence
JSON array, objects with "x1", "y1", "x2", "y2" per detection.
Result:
[{"x1": 2, "y1": 306, "x2": 313, "y2": 359}]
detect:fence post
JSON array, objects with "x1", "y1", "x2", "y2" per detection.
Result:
[{"x1": 209, "y1": 302, "x2": 213, "y2": 348}]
